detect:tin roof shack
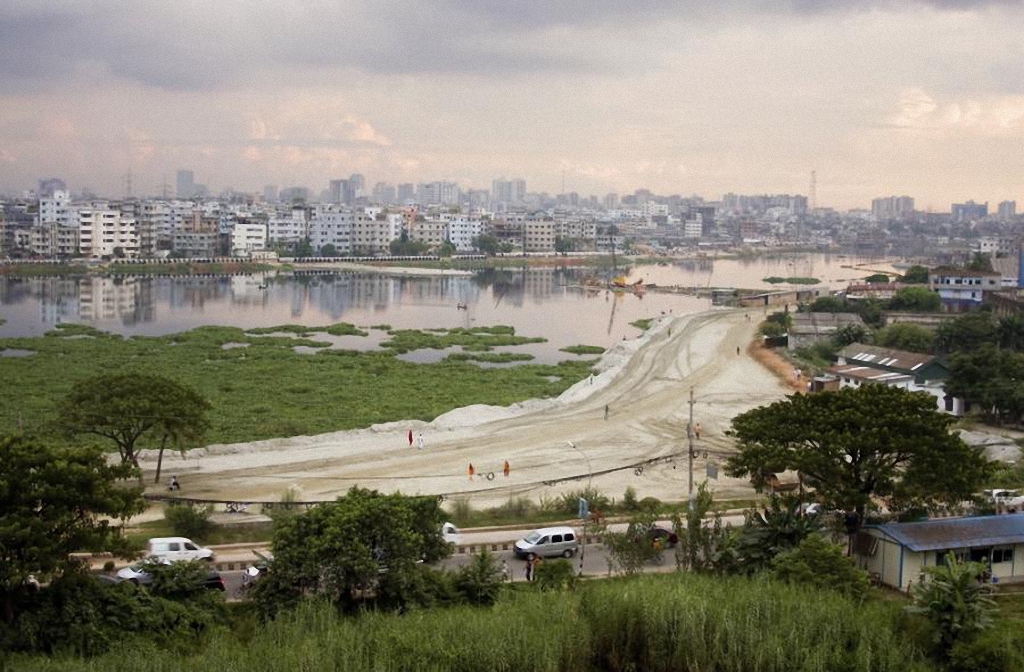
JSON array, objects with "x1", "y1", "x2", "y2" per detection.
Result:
[
  {"x1": 827, "y1": 343, "x2": 962, "y2": 415},
  {"x1": 787, "y1": 313, "x2": 865, "y2": 351},
  {"x1": 856, "y1": 515, "x2": 1024, "y2": 591}
]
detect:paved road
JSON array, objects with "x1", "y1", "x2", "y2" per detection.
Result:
[{"x1": 219, "y1": 543, "x2": 678, "y2": 599}]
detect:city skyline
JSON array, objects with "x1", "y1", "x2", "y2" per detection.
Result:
[{"x1": 2, "y1": 1, "x2": 1024, "y2": 208}]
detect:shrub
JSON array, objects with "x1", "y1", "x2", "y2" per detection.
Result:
[
  {"x1": 622, "y1": 486, "x2": 639, "y2": 511},
  {"x1": 533, "y1": 559, "x2": 577, "y2": 592},
  {"x1": 909, "y1": 552, "x2": 997, "y2": 653},
  {"x1": 770, "y1": 534, "x2": 870, "y2": 600},
  {"x1": 454, "y1": 551, "x2": 505, "y2": 605},
  {"x1": 558, "y1": 488, "x2": 610, "y2": 516},
  {"x1": 638, "y1": 496, "x2": 662, "y2": 513},
  {"x1": 948, "y1": 623, "x2": 1024, "y2": 672},
  {"x1": 164, "y1": 504, "x2": 213, "y2": 541}
]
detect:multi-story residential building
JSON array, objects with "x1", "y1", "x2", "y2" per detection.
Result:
[
  {"x1": 928, "y1": 267, "x2": 1003, "y2": 311},
  {"x1": 998, "y1": 201, "x2": 1017, "y2": 219},
  {"x1": 951, "y1": 200, "x2": 988, "y2": 222},
  {"x1": 372, "y1": 182, "x2": 396, "y2": 205},
  {"x1": 38, "y1": 190, "x2": 72, "y2": 226},
  {"x1": 408, "y1": 218, "x2": 447, "y2": 248},
  {"x1": 230, "y1": 219, "x2": 267, "y2": 256},
  {"x1": 78, "y1": 209, "x2": 139, "y2": 259},
  {"x1": 871, "y1": 195, "x2": 915, "y2": 219},
  {"x1": 523, "y1": 220, "x2": 556, "y2": 252},
  {"x1": 977, "y1": 237, "x2": 1016, "y2": 257},
  {"x1": 267, "y1": 209, "x2": 308, "y2": 246},
  {"x1": 350, "y1": 212, "x2": 395, "y2": 254},
  {"x1": 491, "y1": 178, "x2": 526, "y2": 205},
  {"x1": 309, "y1": 212, "x2": 352, "y2": 254},
  {"x1": 172, "y1": 231, "x2": 219, "y2": 257},
  {"x1": 397, "y1": 183, "x2": 416, "y2": 203},
  {"x1": 418, "y1": 182, "x2": 460, "y2": 206},
  {"x1": 176, "y1": 170, "x2": 195, "y2": 199},
  {"x1": 29, "y1": 222, "x2": 79, "y2": 257},
  {"x1": 446, "y1": 216, "x2": 483, "y2": 251},
  {"x1": 683, "y1": 216, "x2": 703, "y2": 239}
]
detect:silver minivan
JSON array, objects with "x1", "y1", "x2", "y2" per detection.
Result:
[
  {"x1": 147, "y1": 537, "x2": 215, "y2": 562},
  {"x1": 513, "y1": 526, "x2": 579, "y2": 559}
]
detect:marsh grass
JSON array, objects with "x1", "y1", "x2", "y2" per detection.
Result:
[
  {"x1": 381, "y1": 326, "x2": 545, "y2": 352},
  {"x1": 629, "y1": 319, "x2": 654, "y2": 331},
  {"x1": 560, "y1": 345, "x2": 606, "y2": 355},
  {"x1": 11, "y1": 574, "x2": 932, "y2": 672},
  {"x1": 0, "y1": 324, "x2": 592, "y2": 447}
]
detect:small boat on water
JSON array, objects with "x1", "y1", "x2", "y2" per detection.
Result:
[{"x1": 456, "y1": 303, "x2": 468, "y2": 310}]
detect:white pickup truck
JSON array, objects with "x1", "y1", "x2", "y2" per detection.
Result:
[{"x1": 986, "y1": 489, "x2": 1024, "y2": 513}]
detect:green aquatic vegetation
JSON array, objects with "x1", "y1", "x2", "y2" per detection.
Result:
[
  {"x1": 763, "y1": 276, "x2": 821, "y2": 285},
  {"x1": 324, "y1": 323, "x2": 368, "y2": 337},
  {"x1": 560, "y1": 345, "x2": 606, "y2": 355},
  {"x1": 245, "y1": 323, "x2": 368, "y2": 337},
  {"x1": 45, "y1": 323, "x2": 113, "y2": 339},
  {"x1": 444, "y1": 352, "x2": 535, "y2": 363},
  {"x1": 0, "y1": 325, "x2": 590, "y2": 448},
  {"x1": 629, "y1": 319, "x2": 654, "y2": 331},
  {"x1": 381, "y1": 326, "x2": 545, "y2": 352},
  {"x1": 369, "y1": 324, "x2": 391, "y2": 330}
]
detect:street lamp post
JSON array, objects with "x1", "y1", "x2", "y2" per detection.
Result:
[{"x1": 567, "y1": 441, "x2": 592, "y2": 576}]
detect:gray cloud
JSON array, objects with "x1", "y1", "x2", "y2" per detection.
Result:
[{"x1": 0, "y1": 0, "x2": 1019, "y2": 92}]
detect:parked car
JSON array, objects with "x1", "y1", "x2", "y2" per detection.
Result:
[
  {"x1": 116, "y1": 562, "x2": 225, "y2": 591},
  {"x1": 147, "y1": 537, "x2": 215, "y2": 562},
  {"x1": 441, "y1": 522, "x2": 461, "y2": 546},
  {"x1": 513, "y1": 526, "x2": 579, "y2": 559}
]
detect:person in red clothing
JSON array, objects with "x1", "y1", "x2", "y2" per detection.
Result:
[
  {"x1": 503, "y1": 460, "x2": 511, "y2": 478},
  {"x1": 468, "y1": 463, "x2": 475, "y2": 480}
]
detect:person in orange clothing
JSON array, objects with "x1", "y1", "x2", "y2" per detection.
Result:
[
  {"x1": 468, "y1": 463, "x2": 475, "y2": 480},
  {"x1": 503, "y1": 460, "x2": 511, "y2": 478}
]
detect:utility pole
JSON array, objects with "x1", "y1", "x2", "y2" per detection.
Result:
[{"x1": 687, "y1": 388, "x2": 695, "y2": 507}]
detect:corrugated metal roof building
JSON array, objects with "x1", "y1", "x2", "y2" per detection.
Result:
[{"x1": 856, "y1": 515, "x2": 1024, "y2": 591}]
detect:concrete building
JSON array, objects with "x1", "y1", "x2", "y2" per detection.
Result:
[
  {"x1": 350, "y1": 212, "x2": 394, "y2": 254},
  {"x1": 951, "y1": 200, "x2": 988, "y2": 222},
  {"x1": 446, "y1": 216, "x2": 483, "y2": 251},
  {"x1": 491, "y1": 178, "x2": 527, "y2": 205},
  {"x1": 871, "y1": 195, "x2": 915, "y2": 219},
  {"x1": 997, "y1": 200, "x2": 1017, "y2": 219},
  {"x1": 78, "y1": 209, "x2": 139, "y2": 259},
  {"x1": 176, "y1": 170, "x2": 195, "y2": 199},
  {"x1": 408, "y1": 218, "x2": 447, "y2": 248},
  {"x1": 856, "y1": 515, "x2": 1024, "y2": 591},
  {"x1": 523, "y1": 220, "x2": 556, "y2": 252},
  {"x1": 787, "y1": 313, "x2": 864, "y2": 351},
  {"x1": 267, "y1": 210, "x2": 308, "y2": 246},
  {"x1": 38, "y1": 190, "x2": 72, "y2": 226},
  {"x1": 309, "y1": 212, "x2": 352, "y2": 254},
  {"x1": 828, "y1": 343, "x2": 962, "y2": 415},
  {"x1": 171, "y1": 231, "x2": 219, "y2": 257},
  {"x1": 29, "y1": 222, "x2": 79, "y2": 257},
  {"x1": 397, "y1": 183, "x2": 416, "y2": 203},
  {"x1": 230, "y1": 220, "x2": 267, "y2": 256},
  {"x1": 928, "y1": 267, "x2": 1003, "y2": 311}
]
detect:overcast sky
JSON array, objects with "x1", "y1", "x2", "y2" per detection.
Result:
[{"x1": 1, "y1": 0, "x2": 1022, "y2": 209}]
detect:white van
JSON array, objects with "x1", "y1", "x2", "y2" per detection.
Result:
[
  {"x1": 513, "y1": 526, "x2": 579, "y2": 559},
  {"x1": 147, "y1": 537, "x2": 215, "y2": 562}
]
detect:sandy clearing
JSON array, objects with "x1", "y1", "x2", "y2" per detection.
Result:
[{"x1": 144, "y1": 308, "x2": 791, "y2": 507}]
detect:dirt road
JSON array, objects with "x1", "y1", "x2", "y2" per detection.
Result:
[{"x1": 145, "y1": 309, "x2": 790, "y2": 507}]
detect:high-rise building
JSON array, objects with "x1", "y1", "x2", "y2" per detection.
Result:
[
  {"x1": 348, "y1": 174, "x2": 366, "y2": 202},
  {"x1": 372, "y1": 182, "x2": 396, "y2": 204},
  {"x1": 997, "y1": 200, "x2": 1017, "y2": 219},
  {"x1": 397, "y1": 183, "x2": 416, "y2": 203},
  {"x1": 176, "y1": 170, "x2": 195, "y2": 199},
  {"x1": 263, "y1": 185, "x2": 278, "y2": 203},
  {"x1": 603, "y1": 193, "x2": 619, "y2": 210},
  {"x1": 951, "y1": 200, "x2": 988, "y2": 222},
  {"x1": 328, "y1": 179, "x2": 348, "y2": 205},
  {"x1": 871, "y1": 195, "x2": 915, "y2": 219},
  {"x1": 491, "y1": 178, "x2": 527, "y2": 205}
]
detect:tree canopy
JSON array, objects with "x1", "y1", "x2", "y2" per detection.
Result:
[
  {"x1": 59, "y1": 373, "x2": 211, "y2": 478},
  {"x1": 900, "y1": 265, "x2": 931, "y2": 284},
  {"x1": 873, "y1": 323, "x2": 935, "y2": 354},
  {"x1": 0, "y1": 436, "x2": 143, "y2": 618},
  {"x1": 726, "y1": 386, "x2": 989, "y2": 522},
  {"x1": 888, "y1": 286, "x2": 942, "y2": 312},
  {"x1": 254, "y1": 488, "x2": 451, "y2": 615},
  {"x1": 946, "y1": 345, "x2": 1024, "y2": 425}
]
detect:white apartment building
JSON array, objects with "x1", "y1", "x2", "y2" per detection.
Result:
[
  {"x1": 350, "y1": 212, "x2": 397, "y2": 254},
  {"x1": 78, "y1": 209, "x2": 140, "y2": 259},
  {"x1": 231, "y1": 220, "x2": 267, "y2": 256},
  {"x1": 557, "y1": 219, "x2": 597, "y2": 241},
  {"x1": 38, "y1": 190, "x2": 72, "y2": 226},
  {"x1": 683, "y1": 216, "x2": 703, "y2": 239},
  {"x1": 309, "y1": 212, "x2": 352, "y2": 254},
  {"x1": 268, "y1": 212, "x2": 308, "y2": 245},
  {"x1": 446, "y1": 217, "x2": 483, "y2": 251},
  {"x1": 29, "y1": 222, "x2": 79, "y2": 257}
]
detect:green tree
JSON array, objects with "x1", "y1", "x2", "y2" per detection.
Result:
[
  {"x1": 294, "y1": 237, "x2": 314, "y2": 258},
  {"x1": 602, "y1": 511, "x2": 662, "y2": 574},
  {"x1": 831, "y1": 323, "x2": 869, "y2": 347},
  {"x1": 997, "y1": 315, "x2": 1024, "y2": 352},
  {"x1": 254, "y1": 488, "x2": 451, "y2": 615},
  {"x1": 472, "y1": 234, "x2": 500, "y2": 255},
  {"x1": 808, "y1": 296, "x2": 847, "y2": 313},
  {"x1": 320, "y1": 243, "x2": 338, "y2": 257},
  {"x1": 533, "y1": 559, "x2": 577, "y2": 591},
  {"x1": 164, "y1": 504, "x2": 214, "y2": 541},
  {"x1": 59, "y1": 373, "x2": 211, "y2": 482},
  {"x1": 0, "y1": 436, "x2": 144, "y2": 621},
  {"x1": 874, "y1": 323, "x2": 936, "y2": 353},
  {"x1": 889, "y1": 286, "x2": 942, "y2": 312},
  {"x1": 770, "y1": 534, "x2": 870, "y2": 600},
  {"x1": 946, "y1": 345, "x2": 1024, "y2": 424},
  {"x1": 909, "y1": 552, "x2": 996, "y2": 653},
  {"x1": 966, "y1": 253, "x2": 995, "y2": 273},
  {"x1": 936, "y1": 313, "x2": 998, "y2": 354},
  {"x1": 671, "y1": 481, "x2": 730, "y2": 573},
  {"x1": 438, "y1": 240, "x2": 457, "y2": 257},
  {"x1": 864, "y1": 273, "x2": 891, "y2": 284},
  {"x1": 554, "y1": 236, "x2": 576, "y2": 254},
  {"x1": 454, "y1": 550, "x2": 504, "y2": 605},
  {"x1": 758, "y1": 321, "x2": 786, "y2": 338},
  {"x1": 726, "y1": 386, "x2": 990, "y2": 526},
  {"x1": 901, "y1": 265, "x2": 931, "y2": 284},
  {"x1": 732, "y1": 498, "x2": 821, "y2": 573}
]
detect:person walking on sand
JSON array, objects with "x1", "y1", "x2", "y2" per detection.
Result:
[
  {"x1": 695, "y1": 422, "x2": 702, "y2": 440},
  {"x1": 503, "y1": 460, "x2": 511, "y2": 478},
  {"x1": 468, "y1": 463, "x2": 475, "y2": 480},
  {"x1": 407, "y1": 429, "x2": 413, "y2": 447},
  {"x1": 525, "y1": 558, "x2": 533, "y2": 582},
  {"x1": 416, "y1": 432, "x2": 425, "y2": 450},
  {"x1": 736, "y1": 346, "x2": 740, "y2": 356},
  {"x1": 604, "y1": 404, "x2": 609, "y2": 420}
]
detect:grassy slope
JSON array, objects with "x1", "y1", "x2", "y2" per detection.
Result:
[{"x1": 0, "y1": 324, "x2": 593, "y2": 447}]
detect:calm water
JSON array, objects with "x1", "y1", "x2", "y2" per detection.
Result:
[{"x1": 0, "y1": 254, "x2": 895, "y2": 364}]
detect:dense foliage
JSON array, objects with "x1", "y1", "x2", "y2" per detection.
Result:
[
  {"x1": 0, "y1": 436, "x2": 143, "y2": 622},
  {"x1": 727, "y1": 386, "x2": 990, "y2": 522}
]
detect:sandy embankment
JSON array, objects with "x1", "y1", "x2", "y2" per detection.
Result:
[
  {"x1": 141, "y1": 308, "x2": 791, "y2": 507},
  {"x1": 285, "y1": 261, "x2": 473, "y2": 277}
]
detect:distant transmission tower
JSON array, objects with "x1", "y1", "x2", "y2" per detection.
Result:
[
  {"x1": 809, "y1": 170, "x2": 817, "y2": 211},
  {"x1": 160, "y1": 174, "x2": 170, "y2": 199}
]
